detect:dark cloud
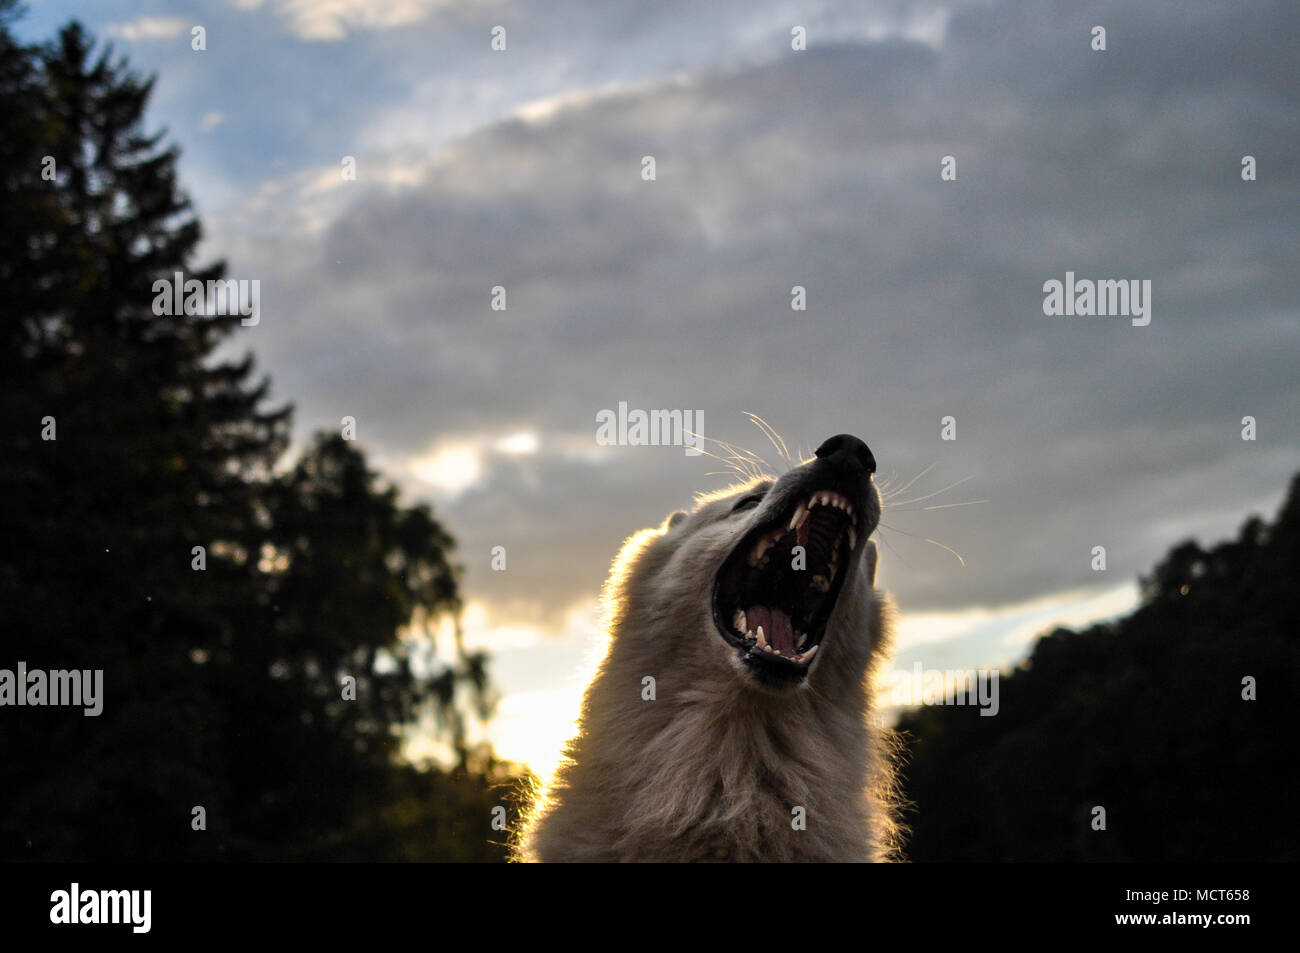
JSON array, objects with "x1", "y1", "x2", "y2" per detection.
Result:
[{"x1": 192, "y1": 0, "x2": 1300, "y2": 622}]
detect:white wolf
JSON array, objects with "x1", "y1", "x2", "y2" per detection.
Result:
[{"x1": 515, "y1": 434, "x2": 900, "y2": 862}]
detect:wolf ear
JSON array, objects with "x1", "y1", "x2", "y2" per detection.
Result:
[{"x1": 864, "y1": 538, "x2": 879, "y2": 587}]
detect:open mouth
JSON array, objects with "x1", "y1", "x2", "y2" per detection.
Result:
[{"x1": 713, "y1": 489, "x2": 860, "y2": 676}]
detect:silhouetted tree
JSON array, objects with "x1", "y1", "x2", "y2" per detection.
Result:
[
  {"x1": 898, "y1": 474, "x2": 1300, "y2": 861},
  {"x1": 0, "y1": 7, "x2": 511, "y2": 861}
]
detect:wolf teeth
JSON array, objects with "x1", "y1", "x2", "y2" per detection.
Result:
[
  {"x1": 748, "y1": 527, "x2": 789, "y2": 566},
  {"x1": 755, "y1": 625, "x2": 767, "y2": 648},
  {"x1": 796, "y1": 631, "x2": 807, "y2": 649},
  {"x1": 788, "y1": 503, "x2": 806, "y2": 531},
  {"x1": 848, "y1": 527, "x2": 857, "y2": 550},
  {"x1": 801, "y1": 644, "x2": 819, "y2": 662},
  {"x1": 802, "y1": 490, "x2": 855, "y2": 519}
]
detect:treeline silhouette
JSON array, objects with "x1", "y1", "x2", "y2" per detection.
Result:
[
  {"x1": 898, "y1": 473, "x2": 1300, "y2": 861},
  {"x1": 0, "y1": 5, "x2": 525, "y2": 861}
]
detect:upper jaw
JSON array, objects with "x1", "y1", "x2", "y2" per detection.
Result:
[{"x1": 782, "y1": 488, "x2": 863, "y2": 553}]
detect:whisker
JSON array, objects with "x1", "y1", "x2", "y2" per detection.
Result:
[
  {"x1": 717, "y1": 447, "x2": 764, "y2": 475},
  {"x1": 881, "y1": 463, "x2": 936, "y2": 501},
  {"x1": 884, "y1": 498, "x2": 990, "y2": 514},
  {"x1": 688, "y1": 430, "x2": 773, "y2": 475},
  {"x1": 727, "y1": 445, "x2": 772, "y2": 472},
  {"x1": 885, "y1": 474, "x2": 975, "y2": 508},
  {"x1": 686, "y1": 434, "x2": 774, "y2": 483},
  {"x1": 873, "y1": 527, "x2": 915, "y2": 571},
  {"x1": 878, "y1": 520, "x2": 967, "y2": 567},
  {"x1": 685, "y1": 443, "x2": 757, "y2": 481},
  {"x1": 744, "y1": 413, "x2": 791, "y2": 465}
]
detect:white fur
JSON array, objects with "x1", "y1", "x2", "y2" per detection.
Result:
[{"x1": 515, "y1": 476, "x2": 901, "y2": 862}]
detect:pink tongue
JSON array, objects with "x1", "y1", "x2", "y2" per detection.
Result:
[{"x1": 747, "y1": 604, "x2": 796, "y2": 655}]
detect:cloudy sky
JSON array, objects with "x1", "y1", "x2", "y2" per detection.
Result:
[{"x1": 22, "y1": 0, "x2": 1299, "y2": 773}]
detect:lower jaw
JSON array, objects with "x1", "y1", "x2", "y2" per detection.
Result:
[{"x1": 737, "y1": 648, "x2": 814, "y2": 688}]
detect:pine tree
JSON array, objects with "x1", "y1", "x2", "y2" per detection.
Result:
[{"x1": 0, "y1": 12, "x2": 499, "y2": 860}]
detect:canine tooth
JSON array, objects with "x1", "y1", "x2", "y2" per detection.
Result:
[
  {"x1": 796, "y1": 631, "x2": 807, "y2": 649},
  {"x1": 846, "y1": 504, "x2": 854, "y2": 517},
  {"x1": 848, "y1": 527, "x2": 857, "y2": 550},
  {"x1": 788, "y1": 503, "x2": 806, "y2": 531},
  {"x1": 801, "y1": 644, "x2": 819, "y2": 662},
  {"x1": 756, "y1": 626, "x2": 767, "y2": 648}
]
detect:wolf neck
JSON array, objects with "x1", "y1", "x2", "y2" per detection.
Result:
[{"x1": 558, "y1": 642, "x2": 879, "y2": 861}]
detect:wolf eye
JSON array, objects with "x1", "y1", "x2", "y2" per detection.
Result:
[{"x1": 731, "y1": 493, "x2": 764, "y2": 513}]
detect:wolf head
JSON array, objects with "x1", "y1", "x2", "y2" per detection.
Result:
[{"x1": 608, "y1": 433, "x2": 888, "y2": 698}]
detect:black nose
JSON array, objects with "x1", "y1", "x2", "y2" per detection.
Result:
[{"x1": 814, "y1": 434, "x2": 876, "y2": 474}]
